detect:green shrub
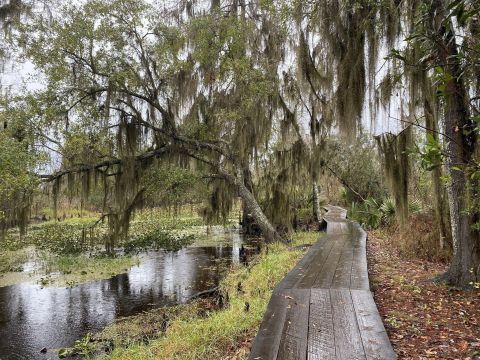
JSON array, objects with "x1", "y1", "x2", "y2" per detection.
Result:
[{"x1": 349, "y1": 197, "x2": 402, "y2": 229}]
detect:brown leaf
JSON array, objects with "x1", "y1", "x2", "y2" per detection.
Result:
[{"x1": 459, "y1": 340, "x2": 469, "y2": 351}]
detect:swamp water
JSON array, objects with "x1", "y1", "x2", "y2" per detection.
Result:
[{"x1": 0, "y1": 227, "x2": 254, "y2": 360}]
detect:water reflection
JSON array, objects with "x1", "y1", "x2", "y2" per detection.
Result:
[{"x1": 0, "y1": 228, "x2": 250, "y2": 360}]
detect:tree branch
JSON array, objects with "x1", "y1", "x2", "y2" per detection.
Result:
[{"x1": 38, "y1": 146, "x2": 168, "y2": 182}]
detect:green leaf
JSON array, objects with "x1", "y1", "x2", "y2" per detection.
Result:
[
  {"x1": 385, "y1": 49, "x2": 406, "y2": 62},
  {"x1": 58, "y1": 348, "x2": 71, "y2": 358}
]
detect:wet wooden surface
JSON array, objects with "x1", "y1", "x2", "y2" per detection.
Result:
[{"x1": 249, "y1": 206, "x2": 396, "y2": 360}]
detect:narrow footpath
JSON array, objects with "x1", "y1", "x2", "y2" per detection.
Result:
[{"x1": 249, "y1": 206, "x2": 396, "y2": 359}]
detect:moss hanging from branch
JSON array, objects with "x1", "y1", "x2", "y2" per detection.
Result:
[
  {"x1": 200, "y1": 178, "x2": 236, "y2": 225},
  {"x1": 376, "y1": 126, "x2": 412, "y2": 225},
  {"x1": 257, "y1": 138, "x2": 311, "y2": 230}
]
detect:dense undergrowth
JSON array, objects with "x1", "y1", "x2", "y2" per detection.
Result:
[
  {"x1": 64, "y1": 231, "x2": 321, "y2": 360},
  {"x1": 379, "y1": 214, "x2": 451, "y2": 263},
  {"x1": 348, "y1": 197, "x2": 451, "y2": 262}
]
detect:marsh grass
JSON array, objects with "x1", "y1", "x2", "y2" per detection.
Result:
[
  {"x1": 0, "y1": 247, "x2": 31, "y2": 272},
  {"x1": 0, "y1": 251, "x2": 138, "y2": 288},
  {"x1": 0, "y1": 207, "x2": 249, "y2": 289},
  {"x1": 38, "y1": 254, "x2": 139, "y2": 287},
  {"x1": 102, "y1": 231, "x2": 321, "y2": 360}
]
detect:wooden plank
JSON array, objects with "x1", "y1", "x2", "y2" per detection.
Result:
[
  {"x1": 276, "y1": 289, "x2": 310, "y2": 360},
  {"x1": 350, "y1": 246, "x2": 370, "y2": 290},
  {"x1": 282, "y1": 289, "x2": 310, "y2": 337},
  {"x1": 277, "y1": 334, "x2": 307, "y2": 360},
  {"x1": 296, "y1": 238, "x2": 337, "y2": 289},
  {"x1": 277, "y1": 236, "x2": 330, "y2": 291},
  {"x1": 249, "y1": 336, "x2": 279, "y2": 360},
  {"x1": 307, "y1": 289, "x2": 336, "y2": 359},
  {"x1": 312, "y1": 236, "x2": 348, "y2": 288},
  {"x1": 331, "y1": 246, "x2": 354, "y2": 289},
  {"x1": 326, "y1": 220, "x2": 351, "y2": 234},
  {"x1": 351, "y1": 290, "x2": 396, "y2": 360},
  {"x1": 323, "y1": 206, "x2": 347, "y2": 220},
  {"x1": 330, "y1": 289, "x2": 366, "y2": 360},
  {"x1": 248, "y1": 290, "x2": 289, "y2": 360},
  {"x1": 358, "y1": 230, "x2": 368, "y2": 247}
]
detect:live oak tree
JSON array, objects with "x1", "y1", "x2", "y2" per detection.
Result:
[
  {"x1": 8, "y1": 0, "x2": 313, "y2": 245},
  {"x1": 0, "y1": 116, "x2": 40, "y2": 237}
]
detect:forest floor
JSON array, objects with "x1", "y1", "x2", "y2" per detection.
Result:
[{"x1": 368, "y1": 229, "x2": 480, "y2": 359}]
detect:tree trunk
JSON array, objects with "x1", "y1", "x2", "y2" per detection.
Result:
[
  {"x1": 424, "y1": 98, "x2": 450, "y2": 250},
  {"x1": 225, "y1": 170, "x2": 285, "y2": 243},
  {"x1": 431, "y1": 0, "x2": 480, "y2": 287},
  {"x1": 312, "y1": 182, "x2": 322, "y2": 222},
  {"x1": 432, "y1": 166, "x2": 449, "y2": 249},
  {"x1": 238, "y1": 182, "x2": 283, "y2": 243},
  {"x1": 241, "y1": 168, "x2": 257, "y2": 235}
]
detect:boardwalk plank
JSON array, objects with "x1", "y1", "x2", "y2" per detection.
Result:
[
  {"x1": 296, "y1": 238, "x2": 336, "y2": 289},
  {"x1": 276, "y1": 289, "x2": 310, "y2": 359},
  {"x1": 312, "y1": 237, "x2": 347, "y2": 288},
  {"x1": 281, "y1": 289, "x2": 311, "y2": 337},
  {"x1": 278, "y1": 236, "x2": 329, "y2": 290},
  {"x1": 350, "y1": 226, "x2": 370, "y2": 290},
  {"x1": 249, "y1": 290, "x2": 289, "y2": 360},
  {"x1": 351, "y1": 290, "x2": 396, "y2": 359},
  {"x1": 277, "y1": 334, "x2": 307, "y2": 360},
  {"x1": 330, "y1": 289, "x2": 366, "y2": 360},
  {"x1": 350, "y1": 247, "x2": 370, "y2": 290},
  {"x1": 331, "y1": 246, "x2": 354, "y2": 289},
  {"x1": 307, "y1": 289, "x2": 336, "y2": 359}
]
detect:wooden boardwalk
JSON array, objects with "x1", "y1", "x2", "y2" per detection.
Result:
[{"x1": 249, "y1": 206, "x2": 396, "y2": 360}]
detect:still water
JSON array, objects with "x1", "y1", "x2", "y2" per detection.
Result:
[{"x1": 0, "y1": 228, "x2": 251, "y2": 360}]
